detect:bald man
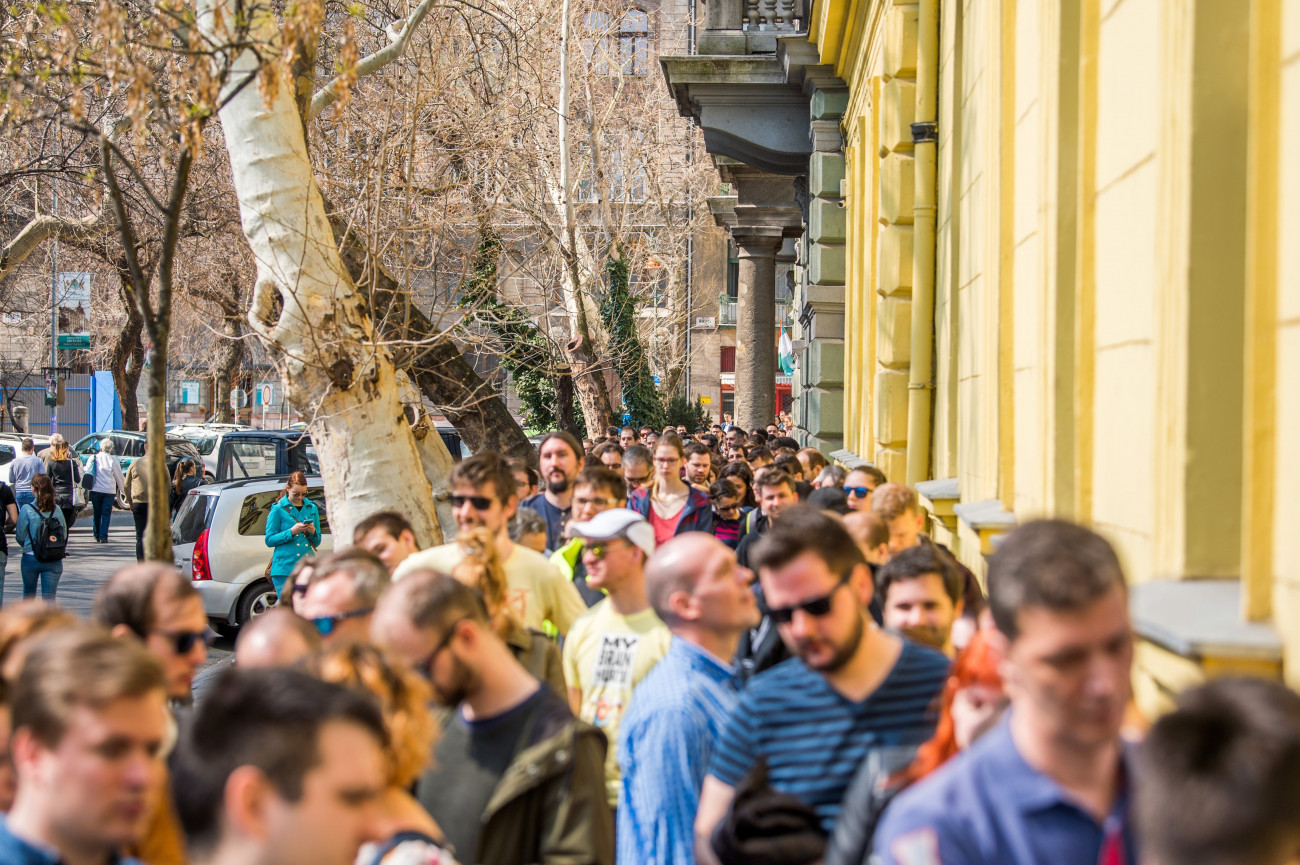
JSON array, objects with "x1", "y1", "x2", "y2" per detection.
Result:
[
  {"x1": 235, "y1": 607, "x2": 321, "y2": 669},
  {"x1": 616, "y1": 535, "x2": 761, "y2": 865}
]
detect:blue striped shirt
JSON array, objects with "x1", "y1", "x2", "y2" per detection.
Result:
[
  {"x1": 707, "y1": 640, "x2": 950, "y2": 832},
  {"x1": 617, "y1": 637, "x2": 741, "y2": 865}
]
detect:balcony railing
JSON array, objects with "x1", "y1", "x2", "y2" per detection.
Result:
[
  {"x1": 698, "y1": 0, "x2": 806, "y2": 54},
  {"x1": 715, "y1": 299, "x2": 793, "y2": 327}
]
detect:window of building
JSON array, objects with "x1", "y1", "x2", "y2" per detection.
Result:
[
  {"x1": 721, "y1": 392, "x2": 734, "y2": 417},
  {"x1": 726, "y1": 256, "x2": 739, "y2": 299},
  {"x1": 619, "y1": 10, "x2": 651, "y2": 75},
  {"x1": 720, "y1": 346, "x2": 736, "y2": 372}
]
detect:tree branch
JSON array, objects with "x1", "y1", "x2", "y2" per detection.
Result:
[
  {"x1": 0, "y1": 212, "x2": 108, "y2": 284},
  {"x1": 309, "y1": 0, "x2": 440, "y2": 120}
]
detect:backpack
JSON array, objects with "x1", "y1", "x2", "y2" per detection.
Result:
[{"x1": 27, "y1": 505, "x2": 67, "y2": 563}]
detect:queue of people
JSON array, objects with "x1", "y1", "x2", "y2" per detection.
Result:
[{"x1": 0, "y1": 425, "x2": 1294, "y2": 865}]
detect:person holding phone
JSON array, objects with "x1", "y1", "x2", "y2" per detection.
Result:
[{"x1": 264, "y1": 471, "x2": 321, "y2": 597}]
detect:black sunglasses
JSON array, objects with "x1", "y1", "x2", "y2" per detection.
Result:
[
  {"x1": 845, "y1": 486, "x2": 874, "y2": 499},
  {"x1": 310, "y1": 607, "x2": 374, "y2": 637},
  {"x1": 450, "y1": 494, "x2": 495, "y2": 510},
  {"x1": 766, "y1": 570, "x2": 854, "y2": 625},
  {"x1": 152, "y1": 628, "x2": 213, "y2": 655},
  {"x1": 415, "y1": 616, "x2": 470, "y2": 680}
]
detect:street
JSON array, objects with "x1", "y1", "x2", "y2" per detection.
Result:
[{"x1": 5, "y1": 509, "x2": 236, "y2": 695}]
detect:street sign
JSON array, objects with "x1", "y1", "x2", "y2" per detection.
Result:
[
  {"x1": 56, "y1": 272, "x2": 91, "y2": 311},
  {"x1": 180, "y1": 381, "x2": 202, "y2": 404},
  {"x1": 57, "y1": 333, "x2": 90, "y2": 350},
  {"x1": 260, "y1": 383, "x2": 274, "y2": 406},
  {"x1": 230, "y1": 387, "x2": 248, "y2": 409},
  {"x1": 700, "y1": 396, "x2": 711, "y2": 404}
]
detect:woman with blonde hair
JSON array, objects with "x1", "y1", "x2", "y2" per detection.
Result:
[
  {"x1": 40, "y1": 433, "x2": 82, "y2": 536},
  {"x1": 451, "y1": 527, "x2": 566, "y2": 697},
  {"x1": 305, "y1": 642, "x2": 458, "y2": 865}
]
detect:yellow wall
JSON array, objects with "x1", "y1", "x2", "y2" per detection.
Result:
[{"x1": 816, "y1": 0, "x2": 1300, "y2": 685}]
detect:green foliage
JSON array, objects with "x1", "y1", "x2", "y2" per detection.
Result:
[
  {"x1": 664, "y1": 392, "x2": 711, "y2": 430},
  {"x1": 457, "y1": 231, "x2": 582, "y2": 435},
  {"x1": 600, "y1": 254, "x2": 664, "y2": 430}
]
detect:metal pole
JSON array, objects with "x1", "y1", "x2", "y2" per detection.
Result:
[{"x1": 49, "y1": 188, "x2": 58, "y2": 436}]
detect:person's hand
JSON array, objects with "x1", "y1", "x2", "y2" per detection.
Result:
[
  {"x1": 290, "y1": 521, "x2": 306, "y2": 535},
  {"x1": 303, "y1": 522, "x2": 316, "y2": 536}
]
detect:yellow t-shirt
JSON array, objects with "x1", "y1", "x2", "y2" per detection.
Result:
[
  {"x1": 393, "y1": 541, "x2": 588, "y2": 637},
  {"x1": 562, "y1": 601, "x2": 672, "y2": 805}
]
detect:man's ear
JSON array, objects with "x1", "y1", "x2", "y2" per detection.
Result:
[
  {"x1": 110, "y1": 623, "x2": 135, "y2": 641},
  {"x1": 224, "y1": 764, "x2": 274, "y2": 842},
  {"x1": 853, "y1": 563, "x2": 874, "y2": 608},
  {"x1": 670, "y1": 589, "x2": 699, "y2": 623}
]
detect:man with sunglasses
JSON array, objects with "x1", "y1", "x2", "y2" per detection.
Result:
[
  {"x1": 562, "y1": 509, "x2": 671, "y2": 814},
  {"x1": 297, "y1": 548, "x2": 390, "y2": 643},
  {"x1": 843, "y1": 465, "x2": 887, "y2": 513},
  {"x1": 371, "y1": 570, "x2": 614, "y2": 865},
  {"x1": 695, "y1": 506, "x2": 949, "y2": 865},
  {"x1": 551, "y1": 467, "x2": 628, "y2": 607},
  {"x1": 396, "y1": 452, "x2": 588, "y2": 637}
]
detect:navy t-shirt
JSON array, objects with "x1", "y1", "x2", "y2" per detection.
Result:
[
  {"x1": 708, "y1": 640, "x2": 950, "y2": 832},
  {"x1": 520, "y1": 493, "x2": 570, "y2": 553}
]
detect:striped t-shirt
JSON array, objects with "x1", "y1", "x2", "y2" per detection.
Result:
[{"x1": 707, "y1": 639, "x2": 950, "y2": 832}]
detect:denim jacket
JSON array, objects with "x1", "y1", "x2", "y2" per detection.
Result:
[
  {"x1": 0, "y1": 815, "x2": 142, "y2": 865},
  {"x1": 15, "y1": 504, "x2": 65, "y2": 556}
]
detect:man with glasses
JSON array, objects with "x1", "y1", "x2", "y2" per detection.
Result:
[
  {"x1": 297, "y1": 548, "x2": 390, "y2": 643},
  {"x1": 396, "y1": 452, "x2": 587, "y2": 637},
  {"x1": 371, "y1": 570, "x2": 614, "y2": 865},
  {"x1": 551, "y1": 467, "x2": 628, "y2": 607},
  {"x1": 695, "y1": 506, "x2": 949, "y2": 865},
  {"x1": 843, "y1": 465, "x2": 887, "y2": 512},
  {"x1": 562, "y1": 509, "x2": 671, "y2": 814},
  {"x1": 621, "y1": 444, "x2": 653, "y2": 498}
]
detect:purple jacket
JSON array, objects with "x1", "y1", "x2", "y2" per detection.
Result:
[{"x1": 628, "y1": 486, "x2": 714, "y2": 537}]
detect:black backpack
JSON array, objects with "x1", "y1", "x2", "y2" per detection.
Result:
[{"x1": 28, "y1": 505, "x2": 67, "y2": 563}]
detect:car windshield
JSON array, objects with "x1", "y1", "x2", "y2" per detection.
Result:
[
  {"x1": 0, "y1": 444, "x2": 13, "y2": 466},
  {"x1": 179, "y1": 433, "x2": 217, "y2": 455},
  {"x1": 237, "y1": 488, "x2": 330, "y2": 536},
  {"x1": 172, "y1": 493, "x2": 219, "y2": 545},
  {"x1": 165, "y1": 440, "x2": 202, "y2": 459}
]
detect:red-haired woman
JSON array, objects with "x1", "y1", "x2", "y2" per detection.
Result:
[
  {"x1": 825, "y1": 631, "x2": 1008, "y2": 865},
  {"x1": 264, "y1": 471, "x2": 321, "y2": 598}
]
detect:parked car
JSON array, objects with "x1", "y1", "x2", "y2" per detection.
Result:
[
  {"x1": 172, "y1": 476, "x2": 334, "y2": 634},
  {"x1": 72, "y1": 432, "x2": 204, "y2": 506},
  {"x1": 168, "y1": 424, "x2": 253, "y2": 481},
  {"x1": 212, "y1": 430, "x2": 319, "y2": 482},
  {"x1": 434, "y1": 424, "x2": 469, "y2": 461}
]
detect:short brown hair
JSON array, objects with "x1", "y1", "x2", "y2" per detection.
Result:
[
  {"x1": 92, "y1": 562, "x2": 201, "y2": 640},
  {"x1": 0, "y1": 601, "x2": 78, "y2": 682},
  {"x1": 310, "y1": 548, "x2": 391, "y2": 607},
  {"x1": 987, "y1": 519, "x2": 1125, "y2": 641},
  {"x1": 537, "y1": 430, "x2": 583, "y2": 463},
  {"x1": 753, "y1": 467, "x2": 795, "y2": 495},
  {"x1": 574, "y1": 466, "x2": 626, "y2": 501},
  {"x1": 877, "y1": 544, "x2": 963, "y2": 605},
  {"x1": 352, "y1": 511, "x2": 414, "y2": 545},
  {"x1": 869, "y1": 482, "x2": 917, "y2": 521},
  {"x1": 798, "y1": 448, "x2": 829, "y2": 474},
  {"x1": 14, "y1": 626, "x2": 165, "y2": 747},
  {"x1": 847, "y1": 465, "x2": 888, "y2": 488},
  {"x1": 385, "y1": 569, "x2": 489, "y2": 633},
  {"x1": 450, "y1": 451, "x2": 518, "y2": 505},
  {"x1": 1137, "y1": 677, "x2": 1300, "y2": 865},
  {"x1": 751, "y1": 506, "x2": 866, "y2": 579}
]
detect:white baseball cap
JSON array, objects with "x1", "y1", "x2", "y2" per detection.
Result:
[{"x1": 567, "y1": 508, "x2": 656, "y2": 557}]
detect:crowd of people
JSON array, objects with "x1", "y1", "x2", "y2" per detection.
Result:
[{"x1": 0, "y1": 420, "x2": 1295, "y2": 865}]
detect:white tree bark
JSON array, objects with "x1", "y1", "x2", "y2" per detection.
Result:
[{"x1": 201, "y1": 0, "x2": 443, "y2": 547}]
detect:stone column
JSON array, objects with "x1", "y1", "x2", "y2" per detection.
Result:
[{"x1": 733, "y1": 228, "x2": 783, "y2": 431}]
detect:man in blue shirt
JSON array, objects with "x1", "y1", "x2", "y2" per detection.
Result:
[
  {"x1": 873, "y1": 519, "x2": 1139, "y2": 865},
  {"x1": 8, "y1": 438, "x2": 45, "y2": 511},
  {"x1": 696, "y1": 507, "x2": 950, "y2": 864},
  {"x1": 617, "y1": 533, "x2": 761, "y2": 864},
  {"x1": 521, "y1": 431, "x2": 583, "y2": 552},
  {"x1": 2, "y1": 628, "x2": 168, "y2": 865}
]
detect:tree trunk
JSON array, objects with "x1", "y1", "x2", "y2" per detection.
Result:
[
  {"x1": 211, "y1": 313, "x2": 244, "y2": 425},
  {"x1": 555, "y1": 370, "x2": 578, "y2": 436},
  {"x1": 331, "y1": 219, "x2": 537, "y2": 467},
  {"x1": 144, "y1": 340, "x2": 172, "y2": 561},
  {"x1": 204, "y1": 0, "x2": 442, "y2": 548},
  {"x1": 110, "y1": 267, "x2": 146, "y2": 430}
]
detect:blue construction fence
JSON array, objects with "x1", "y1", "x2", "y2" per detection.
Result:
[{"x1": 1, "y1": 371, "x2": 122, "y2": 441}]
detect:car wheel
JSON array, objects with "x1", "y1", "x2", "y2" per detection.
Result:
[
  {"x1": 235, "y1": 579, "x2": 279, "y2": 628},
  {"x1": 203, "y1": 473, "x2": 215, "y2": 484},
  {"x1": 116, "y1": 490, "x2": 129, "y2": 510}
]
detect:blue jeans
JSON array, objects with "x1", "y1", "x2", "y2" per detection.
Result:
[
  {"x1": 20, "y1": 552, "x2": 62, "y2": 601},
  {"x1": 90, "y1": 491, "x2": 116, "y2": 541},
  {"x1": 0, "y1": 551, "x2": 7, "y2": 605},
  {"x1": 14, "y1": 491, "x2": 33, "y2": 511}
]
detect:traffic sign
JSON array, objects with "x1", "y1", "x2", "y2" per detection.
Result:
[
  {"x1": 261, "y1": 383, "x2": 273, "y2": 406},
  {"x1": 230, "y1": 387, "x2": 248, "y2": 409},
  {"x1": 57, "y1": 333, "x2": 90, "y2": 350}
]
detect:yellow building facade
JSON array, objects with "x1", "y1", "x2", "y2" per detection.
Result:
[{"x1": 813, "y1": 0, "x2": 1300, "y2": 711}]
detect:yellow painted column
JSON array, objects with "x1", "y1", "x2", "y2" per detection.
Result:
[{"x1": 1072, "y1": 0, "x2": 1099, "y2": 524}]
